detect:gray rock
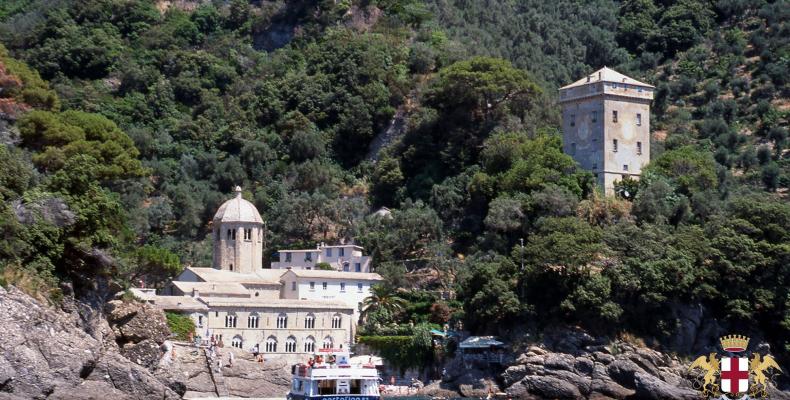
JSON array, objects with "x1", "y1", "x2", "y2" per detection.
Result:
[
  {"x1": 607, "y1": 359, "x2": 645, "y2": 388},
  {"x1": 0, "y1": 285, "x2": 178, "y2": 399},
  {"x1": 522, "y1": 375, "x2": 582, "y2": 399},
  {"x1": 502, "y1": 365, "x2": 528, "y2": 387},
  {"x1": 120, "y1": 339, "x2": 162, "y2": 369},
  {"x1": 106, "y1": 300, "x2": 170, "y2": 345},
  {"x1": 633, "y1": 372, "x2": 698, "y2": 400},
  {"x1": 574, "y1": 356, "x2": 594, "y2": 374},
  {"x1": 544, "y1": 353, "x2": 576, "y2": 371}
]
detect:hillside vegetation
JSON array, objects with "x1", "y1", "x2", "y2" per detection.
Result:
[{"x1": 0, "y1": 0, "x2": 787, "y2": 360}]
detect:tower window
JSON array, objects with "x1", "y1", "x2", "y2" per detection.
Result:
[
  {"x1": 637, "y1": 142, "x2": 642, "y2": 155},
  {"x1": 571, "y1": 143, "x2": 576, "y2": 155},
  {"x1": 623, "y1": 164, "x2": 629, "y2": 171},
  {"x1": 227, "y1": 229, "x2": 236, "y2": 240},
  {"x1": 570, "y1": 114, "x2": 575, "y2": 127},
  {"x1": 636, "y1": 113, "x2": 642, "y2": 126},
  {"x1": 612, "y1": 110, "x2": 618, "y2": 122},
  {"x1": 592, "y1": 111, "x2": 597, "y2": 123},
  {"x1": 613, "y1": 139, "x2": 618, "y2": 152},
  {"x1": 244, "y1": 228, "x2": 251, "y2": 241},
  {"x1": 284, "y1": 252, "x2": 291, "y2": 262}
]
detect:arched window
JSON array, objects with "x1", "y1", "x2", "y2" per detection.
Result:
[
  {"x1": 265, "y1": 336, "x2": 278, "y2": 352},
  {"x1": 276, "y1": 313, "x2": 288, "y2": 329},
  {"x1": 331, "y1": 314, "x2": 342, "y2": 329},
  {"x1": 304, "y1": 313, "x2": 315, "y2": 329},
  {"x1": 285, "y1": 336, "x2": 297, "y2": 353},
  {"x1": 225, "y1": 313, "x2": 237, "y2": 328},
  {"x1": 231, "y1": 335, "x2": 243, "y2": 349},
  {"x1": 248, "y1": 312, "x2": 259, "y2": 328},
  {"x1": 304, "y1": 336, "x2": 315, "y2": 353},
  {"x1": 322, "y1": 336, "x2": 333, "y2": 350}
]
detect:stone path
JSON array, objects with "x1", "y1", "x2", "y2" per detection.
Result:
[{"x1": 203, "y1": 347, "x2": 230, "y2": 397}]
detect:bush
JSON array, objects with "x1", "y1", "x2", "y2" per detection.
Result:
[{"x1": 166, "y1": 312, "x2": 195, "y2": 340}]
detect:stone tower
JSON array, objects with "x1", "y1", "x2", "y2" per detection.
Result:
[
  {"x1": 212, "y1": 186, "x2": 264, "y2": 273},
  {"x1": 559, "y1": 67, "x2": 654, "y2": 194}
]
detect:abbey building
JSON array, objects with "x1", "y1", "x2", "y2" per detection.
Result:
[
  {"x1": 142, "y1": 187, "x2": 383, "y2": 364},
  {"x1": 559, "y1": 67, "x2": 654, "y2": 194}
]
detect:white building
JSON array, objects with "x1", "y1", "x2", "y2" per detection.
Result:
[
  {"x1": 271, "y1": 244, "x2": 372, "y2": 273},
  {"x1": 148, "y1": 187, "x2": 383, "y2": 364}
]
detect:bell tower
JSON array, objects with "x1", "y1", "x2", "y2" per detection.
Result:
[{"x1": 211, "y1": 186, "x2": 264, "y2": 273}]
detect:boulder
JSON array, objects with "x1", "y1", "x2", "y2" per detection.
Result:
[
  {"x1": 632, "y1": 372, "x2": 698, "y2": 400},
  {"x1": 0, "y1": 285, "x2": 178, "y2": 399},
  {"x1": 522, "y1": 375, "x2": 582, "y2": 399},
  {"x1": 120, "y1": 339, "x2": 163, "y2": 369},
  {"x1": 105, "y1": 300, "x2": 169, "y2": 345}
]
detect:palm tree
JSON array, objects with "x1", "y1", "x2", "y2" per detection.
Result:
[{"x1": 360, "y1": 284, "x2": 406, "y2": 324}]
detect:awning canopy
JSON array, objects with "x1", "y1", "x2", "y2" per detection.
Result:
[{"x1": 459, "y1": 336, "x2": 504, "y2": 349}]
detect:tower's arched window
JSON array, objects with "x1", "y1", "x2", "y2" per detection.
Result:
[
  {"x1": 276, "y1": 313, "x2": 288, "y2": 329},
  {"x1": 231, "y1": 335, "x2": 243, "y2": 349},
  {"x1": 304, "y1": 313, "x2": 315, "y2": 329},
  {"x1": 304, "y1": 336, "x2": 315, "y2": 353},
  {"x1": 331, "y1": 314, "x2": 342, "y2": 329},
  {"x1": 248, "y1": 312, "x2": 259, "y2": 328},
  {"x1": 322, "y1": 336, "x2": 333, "y2": 350},
  {"x1": 285, "y1": 336, "x2": 297, "y2": 353},
  {"x1": 225, "y1": 313, "x2": 237, "y2": 328},
  {"x1": 265, "y1": 336, "x2": 277, "y2": 352}
]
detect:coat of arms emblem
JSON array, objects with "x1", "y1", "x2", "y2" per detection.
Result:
[{"x1": 689, "y1": 335, "x2": 783, "y2": 399}]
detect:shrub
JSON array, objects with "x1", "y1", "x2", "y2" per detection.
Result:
[{"x1": 166, "y1": 312, "x2": 195, "y2": 340}]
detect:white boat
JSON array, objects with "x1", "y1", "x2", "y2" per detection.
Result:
[{"x1": 287, "y1": 349, "x2": 381, "y2": 400}]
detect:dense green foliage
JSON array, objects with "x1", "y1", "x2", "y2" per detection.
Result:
[
  {"x1": 0, "y1": 0, "x2": 787, "y2": 364},
  {"x1": 166, "y1": 310, "x2": 196, "y2": 340}
]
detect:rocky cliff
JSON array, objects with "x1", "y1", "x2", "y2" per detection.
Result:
[
  {"x1": 0, "y1": 285, "x2": 180, "y2": 399},
  {"x1": 425, "y1": 329, "x2": 790, "y2": 400}
]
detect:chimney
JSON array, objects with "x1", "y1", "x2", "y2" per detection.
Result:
[{"x1": 192, "y1": 288, "x2": 199, "y2": 298}]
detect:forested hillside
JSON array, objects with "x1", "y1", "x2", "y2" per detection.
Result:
[{"x1": 0, "y1": 0, "x2": 788, "y2": 361}]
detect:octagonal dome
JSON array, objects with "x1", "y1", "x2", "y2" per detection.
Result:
[{"x1": 213, "y1": 186, "x2": 263, "y2": 224}]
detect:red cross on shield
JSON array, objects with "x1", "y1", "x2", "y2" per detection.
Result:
[{"x1": 721, "y1": 357, "x2": 749, "y2": 394}]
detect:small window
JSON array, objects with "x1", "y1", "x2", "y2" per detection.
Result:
[
  {"x1": 343, "y1": 262, "x2": 349, "y2": 272},
  {"x1": 305, "y1": 252, "x2": 312, "y2": 262},
  {"x1": 244, "y1": 228, "x2": 251, "y2": 240},
  {"x1": 636, "y1": 113, "x2": 642, "y2": 126},
  {"x1": 322, "y1": 282, "x2": 327, "y2": 290},
  {"x1": 276, "y1": 313, "x2": 288, "y2": 329},
  {"x1": 354, "y1": 263, "x2": 361, "y2": 272},
  {"x1": 570, "y1": 114, "x2": 575, "y2": 127},
  {"x1": 570, "y1": 143, "x2": 576, "y2": 155},
  {"x1": 265, "y1": 336, "x2": 277, "y2": 352},
  {"x1": 229, "y1": 264, "x2": 233, "y2": 271},
  {"x1": 592, "y1": 163, "x2": 598, "y2": 170},
  {"x1": 304, "y1": 337, "x2": 315, "y2": 353},
  {"x1": 309, "y1": 282, "x2": 315, "y2": 290},
  {"x1": 248, "y1": 313, "x2": 259, "y2": 328},
  {"x1": 340, "y1": 282, "x2": 346, "y2": 292},
  {"x1": 638, "y1": 86, "x2": 643, "y2": 93},
  {"x1": 285, "y1": 336, "x2": 297, "y2": 353},
  {"x1": 198, "y1": 315, "x2": 203, "y2": 326},
  {"x1": 613, "y1": 139, "x2": 618, "y2": 152},
  {"x1": 291, "y1": 281, "x2": 297, "y2": 291},
  {"x1": 332, "y1": 315, "x2": 342, "y2": 329},
  {"x1": 612, "y1": 83, "x2": 617, "y2": 89},
  {"x1": 305, "y1": 314, "x2": 315, "y2": 329},
  {"x1": 232, "y1": 336, "x2": 243, "y2": 349},
  {"x1": 322, "y1": 336, "x2": 333, "y2": 349},
  {"x1": 285, "y1": 252, "x2": 291, "y2": 262},
  {"x1": 592, "y1": 111, "x2": 598, "y2": 123},
  {"x1": 357, "y1": 283, "x2": 363, "y2": 293},
  {"x1": 225, "y1": 314, "x2": 237, "y2": 328},
  {"x1": 623, "y1": 164, "x2": 629, "y2": 171},
  {"x1": 326, "y1": 248, "x2": 332, "y2": 257},
  {"x1": 612, "y1": 110, "x2": 618, "y2": 122},
  {"x1": 637, "y1": 141, "x2": 642, "y2": 155},
  {"x1": 215, "y1": 311, "x2": 219, "y2": 317},
  {"x1": 338, "y1": 248, "x2": 345, "y2": 257}
]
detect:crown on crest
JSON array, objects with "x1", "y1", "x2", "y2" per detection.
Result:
[{"x1": 720, "y1": 335, "x2": 749, "y2": 353}]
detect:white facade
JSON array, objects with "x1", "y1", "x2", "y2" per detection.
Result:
[
  {"x1": 271, "y1": 244, "x2": 372, "y2": 273},
  {"x1": 279, "y1": 270, "x2": 383, "y2": 319}
]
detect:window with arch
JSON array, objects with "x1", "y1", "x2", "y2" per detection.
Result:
[
  {"x1": 285, "y1": 336, "x2": 297, "y2": 353},
  {"x1": 304, "y1": 336, "x2": 315, "y2": 353},
  {"x1": 322, "y1": 336, "x2": 333, "y2": 350},
  {"x1": 227, "y1": 228, "x2": 236, "y2": 240},
  {"x1": 304, "y1": 313, "x2": 315, "y2": 329},
  {"x1": 265, "y1": 336, "x2": 277, "y2": 352},
  {"x1": 225, "y1": 314, "x2": 237, "y2": 328},
  {"x1": 244, "y1": 228, "x2": 252, "y2": 240},
  {"x1": 331, "y1": 314, "x2": 342, "y2": 329},
  {"x1": 276, "y1": 313, "x2": 288, "y2": 329},
  {"x1": 231, "y1": 336, "x2": 243, "y2": 349},
  {"x1": 248, "y1": 313, "x2": 259, "y2": 328}
]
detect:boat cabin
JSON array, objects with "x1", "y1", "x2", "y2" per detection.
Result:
[{"x1": 289, "y1": 350, "x2": 380, "y2": 400}]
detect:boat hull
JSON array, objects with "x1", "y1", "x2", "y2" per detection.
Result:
[{"x1": 288, "y1": 394, "x2": 380, "y2": 400}]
